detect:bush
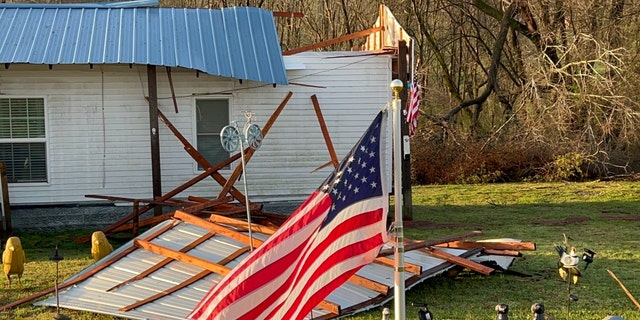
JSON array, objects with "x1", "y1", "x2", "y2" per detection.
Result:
[{"x1": 409, "y1": 130, "x2": 602, "y2": 184}]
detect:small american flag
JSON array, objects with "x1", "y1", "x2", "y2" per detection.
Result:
[
  {"x1": 406, "y1": 72, "x2": 421, "y2": 136},
  {"x1": 188, "y1": 110, "x2": 390, "y2": 320}
]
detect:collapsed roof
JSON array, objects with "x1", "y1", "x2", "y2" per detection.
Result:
[{"x1": 28, "y1": 211, "x2": 530, "y2": 319}]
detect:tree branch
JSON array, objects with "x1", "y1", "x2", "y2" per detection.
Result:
[{"x1": 444, "y1": 3, "x2": 515, "y2": 122}]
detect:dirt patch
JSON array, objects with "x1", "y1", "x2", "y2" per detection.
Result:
[
  {"x1": 534, "y1": 216, "x2": 590, "y2": 226},
  {"x1": 600, "y1": 215, "x2": 640, "y2": 221},
  {"x1": 403, "y1": 220, "x2": 483, "y2": 229}
]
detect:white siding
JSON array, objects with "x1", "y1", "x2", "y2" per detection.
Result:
[{"x1": 1, "y1": 52, "x2": 392, "y2": 205}]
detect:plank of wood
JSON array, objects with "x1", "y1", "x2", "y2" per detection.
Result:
[
  {"x1": 311, "y1": 94, "x2": 339, "y2": 169},
  {"x1": 107, "y1": 232, "x2": 216, "y2": 292},
  {"x1": 435, "y1": 240, "x2": 536, "y2": 251},
  {"x1": 208, "y1": 213, "x2": 278, "y2": 235},
  {"x1": 481, "y1": 248, "x2": 522, "y2": 257},
  {"x1": 283, "y1": 26, "x2": 384, "y2": 55},
  {"x1": 374, "y1": 256, "x2": 422, "y2": 275},
  {"x1": 377, "y1": 230, "x2": 484, "y2": 257},
  {"x1": 608, "y1": 269, "x2": 640, "y2": 310},
  {"x1": 119, "y1": 246, "x2": 249, "y2": 312},
  {"x1": 348, "y1": 274, "x2": 389, "y2": 294},
  {"x1": 424, "y1": 247, "x2": 494, "y2": 276},
  {"x1": 174, "y1": 211, "x2": 263, "y2": 248},
  {"x1": 135, "y1": 239, "x2": 231, "y2": 275},
  {"x1": 272, "y1": 11, "x2": 304, "y2": 18}
]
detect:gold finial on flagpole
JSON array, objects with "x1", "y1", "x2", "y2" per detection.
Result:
[{"x1": 391, "y1": 79, "x2": 403, "y2": 100}]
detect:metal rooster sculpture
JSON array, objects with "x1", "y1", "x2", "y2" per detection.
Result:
[
  {"x1": 554, "y1": 233, "x2": 596, "y2": 318},
  {"x1": 554, "y1": 233, "x2": 595, "y2": 286}
]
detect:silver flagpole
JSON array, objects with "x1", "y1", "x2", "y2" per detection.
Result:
[{"x1": 390, "y1": 79, "x2": 405, "y2": 320}]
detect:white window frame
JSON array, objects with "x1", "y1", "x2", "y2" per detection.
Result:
[
  {"x1": 0, "y1": 97, "x2": 49, "y2": 185},
  {"x1": 193, "y1": 96, "x2": 233, "y2": 172}
]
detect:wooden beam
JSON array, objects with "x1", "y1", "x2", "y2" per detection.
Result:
[
  {"x1": 134, "y1": 239, "x2": 231, "y2": 274},
  {"x1": 272, "y1": 11, "x2": 304, "y2": 18},
  {"x1": 208, "y1": 214, "x2": 278, "y2": 235},
  {"x1": 317, "y1": 300, "x2": 341, "y2": 316},
  {"x1": 374, "y1": 256, "x2": 422, "y2": 275},
  {"x1": 348, "y1": 274, "x2": 389, "y2": 294},
  {"x1": 608, "y1": 269, "x2": 640, "y2": 310},
  {"x1": 424, "y1": 247, "x2": 494, "y2": 276},
  {"x1": 283, "y1": 26, "x2": 384, "y2": 56},
  {"x1": 158, "y1": 110, "x2": 248, "y2": 204},
  {"x1": 0, "y1": 162, "x2": 11, "y2": 236},
  {"x1": 120, "y1": 246, "x2": 251, "y2": 311},
  {"x1": 76, "y1": 164, "x2": 233, "y2": 243},
  {"x1": 121, "y1": 269, "x2": 210, "y2": 312},
  {"x1": 481, "y1": 248, "x2": 522, "y2": 257},
  {"x1": 108, "y1": 232, "x2": 216, "y2": 292},
  {"x1": 311, "y1": 95, "x2": 339, "y2": 169},
  {"x1": 174, "y1": 211, "x2": 263, "y2": 248},
  {"x1": 147, "y1": 65, "x2": 162, "y2": 216},
  {"x1": 377, "y1": 231, "x2": 484, "y2": 257},
  {"x1": 165, "y1": 67, "x2": 179, "y2": 113},
  {"x1": 178, "y1": 196, "x2": 234, "y2": 214},
  {"x1": 435, "y1": 240, "x2": 536, "y2": 251},
  {"x1": 84, "y1": 194, "x2": 179, "y2": 206}
]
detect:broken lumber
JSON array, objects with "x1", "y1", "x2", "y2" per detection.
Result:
[
  {"x1": 424, "y1": 247, "x2": 495, "y2": 276},
  {"x1": 435, "y1": 240, "x2": 536, "y2": 251}
]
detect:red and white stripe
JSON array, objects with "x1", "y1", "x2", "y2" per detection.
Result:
[{"x1": 188, "y1": 191, "x2": 387, "y2": 320}]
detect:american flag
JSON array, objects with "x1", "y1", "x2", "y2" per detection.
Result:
[
  {"x1": 188, "y1": 110, "x2": 390, "y2": 320},
  {"x1": 406, "y1": 72, "x2": 421, "y2": 136}
]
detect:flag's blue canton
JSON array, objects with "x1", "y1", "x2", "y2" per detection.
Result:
[{"x1": 319, "y1": 112, "x2": 384, "y2": 227}]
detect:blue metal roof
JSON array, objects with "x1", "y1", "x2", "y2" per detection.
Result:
[{"x1": 0, "y1": 5, "x2": 288, "y2": 85}]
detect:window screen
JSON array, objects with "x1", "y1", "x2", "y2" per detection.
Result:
[{"x1": 196, "y1": 99, "x2": 229, "y2": 170}]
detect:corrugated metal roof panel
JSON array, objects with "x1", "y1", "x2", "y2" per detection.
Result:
[
  {"x1": 33, "y1": 214, "x2": 519, "y2": 319},
  {"x1": 0, "y1": 6, "x2": 288, "y2": 85}
]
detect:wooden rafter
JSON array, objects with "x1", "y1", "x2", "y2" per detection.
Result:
[
  {"x1": 174, "y1": 211, "x2": 264, "y2": 248},
  {"x1": 283, "y1": 26, "x2": 384, "y2": 56},
  {"x1": 134, "y1": 239, "x2": 231, "y2": 274},
  {"x1": 435, "y1": 240, "x2": 536, "y2": 251},
  {"x1": 107, "y1": 232, "x2": 217, "y2": 292},
  {"x1": 310, "y1": 94, "x2": 339, "y2": 172},
  {"x1": 120, "y1": 245, "x2": 250, "y2": 312},
  {"x1": 272, "y1": 11, "x2": 304, "y2": 18},
  {"x1": 208, "y1": 213, "x2": 278, "y2": 235},
  {"x1": 158, "y1": 109, "x2": 248, "y2": 204},
  {"x1": 348, "y1": 274, "x2": 389, "y2": 294},
  {"x1": 374, "y1": 256, "x2": 422, "y2": 275},
  {"x1": 423, "y1": 247, "x2": 494, "y2": 276},
  {"x1": 377, "y1": 231, "x2": 484, "y2": 257}
]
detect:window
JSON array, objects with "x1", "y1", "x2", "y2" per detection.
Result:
[
  {"x1": 195, "y1": 99, "x2": 230, "y2": 170},
  {"x1": 0, "y1": 98, "x2": 47, "y2": 183}
]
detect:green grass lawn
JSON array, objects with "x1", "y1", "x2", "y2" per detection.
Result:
[{"x1": 2, "y1": 181, "x2": 640, "y2": 319}]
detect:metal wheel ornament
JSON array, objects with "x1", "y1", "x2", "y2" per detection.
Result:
[
  {"x1": 245, "y1": 123, "x2": 263, "y2": 150},
  {"x1": 220, "y1": 125, "x2": 240, "y2": 152}
]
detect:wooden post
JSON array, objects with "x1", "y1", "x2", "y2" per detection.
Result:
[
  {"x1": 0, "y1": 162, "x2": 11, "y2": 237},
  {"x1": 132, "y1": 200, "x2": 139, "y2": 237},
  {"x1": 147, "y1": 65, "x2": 163, "y2": 216},
  {"x1": 397, "y1": 40, "x2": 413, "y2": 220}
]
